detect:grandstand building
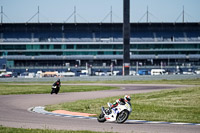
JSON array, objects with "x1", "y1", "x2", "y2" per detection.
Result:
[{"x1": 0, "y1": 22, "x2": 200, "y2": 73}]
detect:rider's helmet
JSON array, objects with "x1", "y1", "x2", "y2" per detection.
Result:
[
  {"x1": 124, "y1": 95, "x2": 131, "y2": 102},
  {"x1": 56, "y1": 79, "x2": 60, "y2": 84}
]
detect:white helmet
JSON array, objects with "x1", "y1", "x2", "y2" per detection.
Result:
[{"x1": 124, "y1": 95, "x2": 131, "y2": 102}]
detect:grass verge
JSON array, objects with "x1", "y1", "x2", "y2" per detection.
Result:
[
  {"x1": 0, "y1": 85, "x2": 118, "y2": 95},
  {"x1": 1, "y1": 78, "x2": 200, "y2": 85},
  {"x1": 46, "y1": 86, "x2": 200, "y2": 123},
  {"x1": 0, "y1": 126, "x2": 110, "y2": 133},
  {"x1": 92, "y1": 78, "x2": 200, "y2": 85}
]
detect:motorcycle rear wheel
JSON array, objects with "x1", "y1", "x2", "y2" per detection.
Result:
[
  {"x1": 97, "y1": 112, "x2": 106, "y2": 123},
  {"x1": 116, "y1": 110, "x2": 129, "y2": 123}
]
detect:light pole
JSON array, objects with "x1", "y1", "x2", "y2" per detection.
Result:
[{"x1": 123, "y1": 0, "x2": 130, "y2": 76}]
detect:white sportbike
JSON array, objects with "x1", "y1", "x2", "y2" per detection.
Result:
[{"x1": 97, "y1": 102, "x2": 132, "y2": 123}]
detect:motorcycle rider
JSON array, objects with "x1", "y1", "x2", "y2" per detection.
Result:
[
  {"x1": 111, "y1": 95, "x2": 131, "y2": 109},
  {"x1": 51, "y1": 79, "x2": 61, "y2": 94},
  {"x1": 98, "y1": 95, "x2": 132, "y2": 123},
  {"x1": 105, "y1": 95, "x2": 131, "y2": 115}
]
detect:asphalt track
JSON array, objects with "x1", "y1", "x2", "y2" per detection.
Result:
[{"x1": 0, "y1": 84, "x2": 199, "y2": 133}]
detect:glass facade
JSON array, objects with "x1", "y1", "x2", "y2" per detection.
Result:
[
  {"x1": 131, "y1": 44, "x2": 200, "y2": 49},
  {"x1": 1, "y1": 43, "x2": 199, "y2": 56},
  {"x1": 0, "y1": 23, "x2": 200, "y2": 68}
]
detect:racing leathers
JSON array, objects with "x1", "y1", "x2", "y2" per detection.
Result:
[
  {"x1": 51, "y1": 79, "x2": 61, "y2": 94},
  {"x1": 111, "y1": 98, "x2": 126, "y2": 109}
]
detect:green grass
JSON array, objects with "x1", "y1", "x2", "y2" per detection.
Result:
[
  {"x1": 75, "y1": 78, "x2": 200, "y2": 85},
  {"x1": 98, "y1": 78, "x2": 200, "y2": 85},
  {"x1": 0, "y1": 126, "x2": 110, "y2": 133},
  {"x1": 0, "y1": 85, "x2": 118, "y2": 95},
  {"x1": 2, "y1": 78, "x2": 199, "y2": 95},
  {"x1": 46, "y1": 86, "x2": 200, "y2": 123},
  {"x1": 1, "y1": 78, "x2": 200, "y2": 85}
]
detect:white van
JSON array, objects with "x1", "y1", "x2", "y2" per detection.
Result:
[
  {"x1": 151, "y1": 69, "x2": 166, "y2": 75},
  {"x1": 195, "y1": 70, "x2": 200, "y2": 74}
]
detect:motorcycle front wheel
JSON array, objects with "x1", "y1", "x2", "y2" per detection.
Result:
[
  {"x1": 97, "y1": 112, "x2": 106, "y2": 123},
  {"x1": 116, "y1": 110, "x2": 129, "y2": 123}
]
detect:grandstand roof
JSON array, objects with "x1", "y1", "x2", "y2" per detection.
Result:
[{"x1": 1, "y1": 22, "x2": 200, "y2": 28}]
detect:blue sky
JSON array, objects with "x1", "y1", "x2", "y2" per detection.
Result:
[{"x1": 0, "y1": 0, "x2": 199, "y2": 23}]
